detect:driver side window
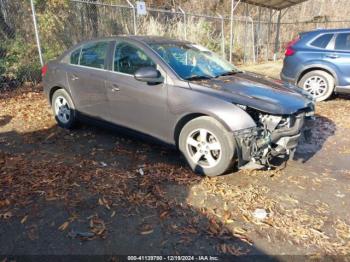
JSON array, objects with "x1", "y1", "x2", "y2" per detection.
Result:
[{"x1": 114, "y1": 42, "x2": 156, "y2": 75}]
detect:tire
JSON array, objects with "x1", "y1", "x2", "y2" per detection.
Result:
[
  {"x1": 179, "y1": 116, "x2": 236, "y2": 176},
  {"x1": 51, "y1": 89, "x2": 77, "y2": 129},
  {"x1": 298, "y1": 70, "x2": 334, "y2": 102}
]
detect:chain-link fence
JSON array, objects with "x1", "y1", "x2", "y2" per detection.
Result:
[
  {"x1": 2, "y1": 0, "x2": 350, "y2": 86},
  {"x1": 253, "y1": 15, "x2": 350, "y2": 62},
  {"x1": 0, "y1": 0, "x2": 41, "y2": 87},
  {"x1": 34, "y1": 0, "x2": 256, "y2": 66}
]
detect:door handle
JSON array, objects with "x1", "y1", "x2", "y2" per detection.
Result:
[
  {"x1": 111, "y1": 84, "x2": 120, "y2": 92},
  {"x1": 71, "y1": 74, "x2": 79, "y2": 81},
  {"x1": 326, "y1": 54, "x2": 339, "y2": 59}
]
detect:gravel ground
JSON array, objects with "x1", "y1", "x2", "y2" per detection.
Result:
[{"x1": 0, "y1": 63, "x2": 350, "y2": 259}]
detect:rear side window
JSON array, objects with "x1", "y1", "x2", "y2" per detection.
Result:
[
  {"x1": 70, "y1": 48, "x2": 81, "y2": 65},
  {"x1": 310, "y1": 34, "x2": 333, "y2": 48},
  {"x1": 335, "y1": 33, "x2": 350, "y2": 50},
  {"x1": 80, "y1": 41, "x2": 109, "y2": 69}
]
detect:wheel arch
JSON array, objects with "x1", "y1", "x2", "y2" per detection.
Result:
[
  {"x1": 297, "y1": 66, "x2": 338, "y2": 86},
  {"x1": 173, "y1": 108, "x2": 256, "y2": 146},
  {"x1": 173, "y1": 113, "x2": 208, "y2": 146},
  {"x1": 49, "y1": 85, "x2": 72, "y2": 105}
]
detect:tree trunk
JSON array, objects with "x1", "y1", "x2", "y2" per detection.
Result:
[
  {"x1": 0, "y1": 2, "x2": 15, "y2": 39},
  {"x1": 86, "y1": 0, "x2": 98, "y2": 38}
]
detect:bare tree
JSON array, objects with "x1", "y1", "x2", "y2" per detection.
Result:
[
  {"x1": 0, "y1": 1, "x2": 15, "y2": 39},
  {"x1": 86, "y1": 0, "x2": 98, "y2": 38}
]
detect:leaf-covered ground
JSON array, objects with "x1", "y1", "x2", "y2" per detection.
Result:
[{"x1": 1, "y1": 80, "x2": 350, "y2": 257}]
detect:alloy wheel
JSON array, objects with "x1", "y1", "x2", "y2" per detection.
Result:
[
  {"x1": 303, "y1": 75, "x2": 328, "y2": 99},
  {"x1": 186, "y1": 128, "x2": 222, "y2": 168},
  {"x1": 54, "y1": 96, "x2": 71, "y2": 124}
]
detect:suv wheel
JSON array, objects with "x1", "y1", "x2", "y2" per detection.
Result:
[
  {"x1": 298, "y1": 70, "x2": 334, "y2": 102},
  {"x1": 179, "y1": 116, "x2": 236, "y2": 176},
  {"x1": 51, "y1": 89, "x2": 77, "y2": 129}
]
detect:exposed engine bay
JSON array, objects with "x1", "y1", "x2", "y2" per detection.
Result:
[{"x1": 234, "y1": 107, "x2": 313, "y2": 169}]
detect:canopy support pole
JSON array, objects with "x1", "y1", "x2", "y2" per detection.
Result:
[{"x1": 274, "y1": 10, "x2": 282, "y2": 61}]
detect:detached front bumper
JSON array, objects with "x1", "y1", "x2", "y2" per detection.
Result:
[{"x1": 234, "y1": 112, "x2": 313, "y2": 168}]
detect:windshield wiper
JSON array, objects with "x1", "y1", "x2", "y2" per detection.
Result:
[
  {"x1": 215, "y1": 70, "x2": 242, "y2": 78},
  {"x1": 185, "y1": 75, "x2": 213, "y2": 81}
]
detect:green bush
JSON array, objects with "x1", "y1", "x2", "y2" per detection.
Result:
[
  {"x1": 16, "y1": 63, "x2": 41, "y2": 84},
  {"x1": 0, "y1": 37, "x2": 41, "y2": 85},
  {"x1": 0, "y1": 61, "x2": 6, "y2": 76}
]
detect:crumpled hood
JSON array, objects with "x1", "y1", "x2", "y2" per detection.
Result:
[{"x1": 189, "y1": 72, "x2": 314, "y2": 115}]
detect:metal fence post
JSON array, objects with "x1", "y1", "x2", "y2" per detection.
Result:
[
  {"x1": 229, "y1": 0, "x2": 234, "y2": 63},
  {"x1": 229, "y1": 0, "x2": 241, "y2": 63},
  {"x1": 179, "y1": 7, "x2": 187, "y2": 40},
  {"x1": 30, "y1": 0, "x2": 43, "y2": 66},
  {"x1": 243, "y1": 3, "x2": 248, "y2": 63},
  {"x1": 249, "y1": 17, "x2": 256, "y2": 63},
  {"x1": 126, "y1": 0, "x2": 137, "y2": 35},
  {"x1": 218, "y1": 14, "x2": 225, "y2": 59},
  {"x1": 257, "y1": 6, "x2": 261, "y2": 61},
  {"x1": 266, "y1": 8, "x2": 272, "y2": 61}
]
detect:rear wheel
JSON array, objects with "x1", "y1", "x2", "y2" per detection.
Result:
[
  {"x1": 179, "y1": 116, "x2": 236, "y2": 176},
  {"x1": 298, "y1": 70, "x2": 334, "y2": 102},
  {"x1": 51, "y1": 89, "x2": 77, "y2": 129}
]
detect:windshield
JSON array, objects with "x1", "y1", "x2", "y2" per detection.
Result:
[{"x1": 149, "y1": 43, "x2": 240, "y2": 80}]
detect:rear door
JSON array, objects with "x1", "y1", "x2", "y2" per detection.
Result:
[
  {"x1": 308, "y1": 32, "x2": 334, "y2": 60},
  {"x1": 324, "y1": 32, "x2": 350, "y2": 85},
  {"x1": 67, "y1": 40, "x2": 112, "y2": 119}
]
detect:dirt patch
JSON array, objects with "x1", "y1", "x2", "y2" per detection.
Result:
[
  {"x1": 1, "y1": 78, "x2": 350, "y2": 257},
  {"x1": 241, "y1": 61, "x2": 283, "y2": 79}
]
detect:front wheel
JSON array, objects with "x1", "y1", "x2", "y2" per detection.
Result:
[
  {"x1": 51, "y1": 89, "x2": 77, "y2": 129},
  {"x1": 179, "y1": 116, "x2": 236, "y2": 176},
  {"x1": 298, "y1": 70, "x2": 334, "y2": 102}
]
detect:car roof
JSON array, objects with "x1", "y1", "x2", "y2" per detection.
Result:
[
  {"x1": 80, "y1": 35, "x2": 191, "y2": 45},
  {"x1": 124, "y1": 35, "x2": 190, "y2": 45},
  {"x1": 57, "y1": 35, "x2": 192, "y2": 62},
  {"x1": 301, "y1": 28, "x2": 350, "y2": 36}
]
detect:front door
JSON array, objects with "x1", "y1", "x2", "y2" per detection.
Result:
[{"x1": 105, "y1": 41, "x2": 169, "y2": 140}]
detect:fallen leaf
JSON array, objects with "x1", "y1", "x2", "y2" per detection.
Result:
[
  {"x1": 21, "y1": 215, "x2": 28, "y2": 224},
  {"x1": 140, "y1": 229, "x2": 154, "y2": 235},
  {"x1": 58, "y1": 221, "x2": 70, "y2": 231},
  {"x1": 0, "y1": 211, "x2": 12, "y2": 220},
  {"x1": 160, "y1": 211, "x2": 169, "y2": 219}
]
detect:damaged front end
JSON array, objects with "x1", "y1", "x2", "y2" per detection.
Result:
[{"x1": 234, "y1": 107, "x2": 314, "y2": 169}]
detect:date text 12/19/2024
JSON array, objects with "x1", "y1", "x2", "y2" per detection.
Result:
[{"x1": 127, "y1": 256, "x2": 219, "y2": 261}]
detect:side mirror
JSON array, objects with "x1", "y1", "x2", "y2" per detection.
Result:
[{"x1": 134, "y1": 67, "x2": 164, "y2": 84}]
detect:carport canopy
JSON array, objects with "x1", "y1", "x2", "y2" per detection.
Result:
[
  {"x1": 240, "y1": 0, "x2": 308, "y2": 10},
  {"x1": 230, "y1": 0, "x2": 310, "y2": 60},
  {"x1": 229, "y1": 0, "x2": 311, "y2": 62}
]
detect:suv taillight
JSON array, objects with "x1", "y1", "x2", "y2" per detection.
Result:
[
  {"x1": 284, "y1": 36, "x2": 300, "y2": 57},
  {"x1": 41, "y1": 64, "x2": 48, "y2": 78},
  {"x1": 285, "y1": 47, "x2": 295, "y2": 56}
]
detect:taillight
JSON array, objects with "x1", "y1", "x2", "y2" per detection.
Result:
[
  {"x1": 41, "y1": 64, "x2": 48, "y2": 78},
  {"x1": 285, "y1": 47, "x2": 295, "y2": 56},
  {"x1": 284, "y1": 35, "x2": 300, "y2": 57}
]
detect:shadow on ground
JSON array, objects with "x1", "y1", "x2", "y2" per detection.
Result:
[
  {"x1": 294, "y1": 114, "x2": 336, "y2": 163},
  {"x1": 0, "y1": 116, "x2": 275, "y2": 260}
]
